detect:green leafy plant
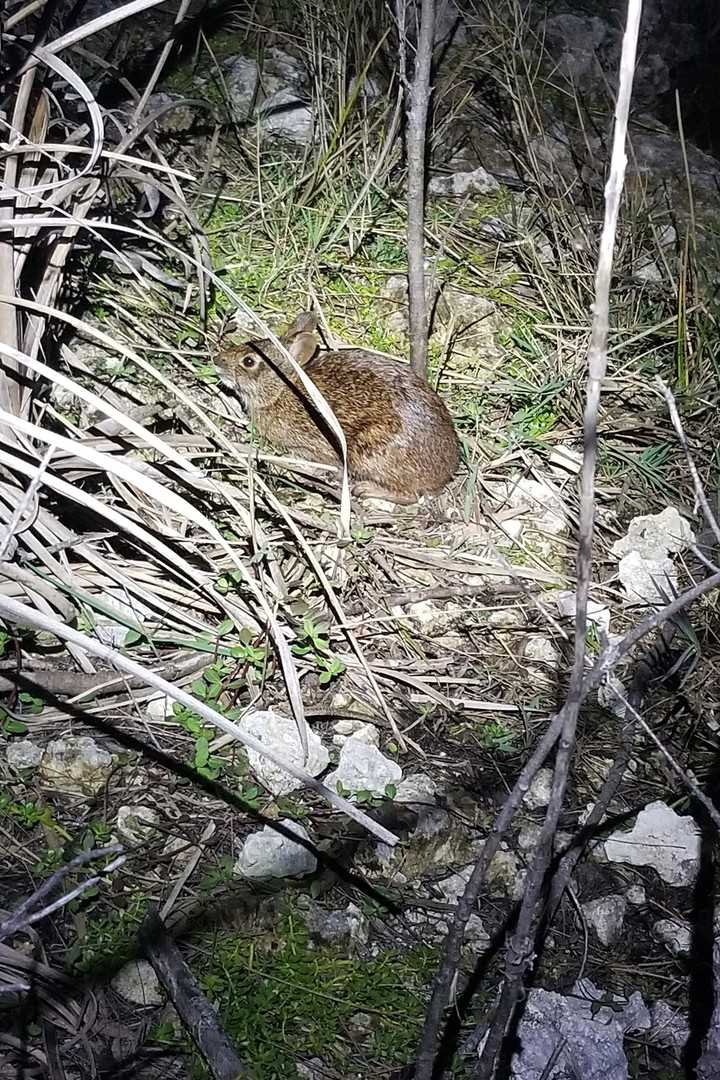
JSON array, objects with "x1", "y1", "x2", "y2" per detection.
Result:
[
  {"x1": 0, "y1": 795, "x2": 57, "y2": 830},
  {"x1": 173, "y1": 658, "x2": 264, "y2": 780},
  {"x1": 476, "y1": 721, "x2": 516, "y2": 753},
  {"x1": 8, "y1": 691, "x2": 45, "y2": 717},
  {"x1": 0, "y1": 713, "x2": 28, "y2": 735},
  {"x1": 67, "y1": 893, "x2": 150, "y2": 974},
  {"x1": 291, "y1": 616, "x2": 346, "y2": 685},
  {"x1": 192, "y1": 735, "x2": 223, "y2": 780},
  {"x1": 87, "y1": 820, "x2": 114, "y2": 845},
  {"x1": 188, "y1": 914, "x2": 437, "y2": 1079},
  {"x1": 334, "y1": 781, "x2": 396, "y2": 806},
  {"x1": 33, "y1": 847, "x2": 66, "y2": 877}
]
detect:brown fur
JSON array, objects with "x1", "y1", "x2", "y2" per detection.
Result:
[{"x1": 218, "y1": 312, "x2": 461, "y2": 504}]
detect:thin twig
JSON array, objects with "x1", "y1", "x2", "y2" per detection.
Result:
[
  {"x1": 402, "y1": 0, "x2": 436, "y2": 377},
  {"x1": 0, "y1": 444, "x2": 54, "y2": 560},
  {"x1": 475, "y1": 8, "x2": 643, "y2": 1073},
  {"x1": 0, "y1": 845, "x2": 124, "y2": 941},
  {"x1": 657, "y1": 376, "x2": 720, "y2": 548}
]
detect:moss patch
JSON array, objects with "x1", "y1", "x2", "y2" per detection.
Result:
[{"x1": 187, "y1": 912, "x2": 437, "y2": 1079}]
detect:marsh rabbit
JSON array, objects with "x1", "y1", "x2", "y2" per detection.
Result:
[{"x1": 218, "y1": 311, "x2": 460, "y2": 504}]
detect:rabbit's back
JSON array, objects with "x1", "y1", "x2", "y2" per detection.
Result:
[{"x1": 301, "y1": 349, "x2": 460, "y2": 498}]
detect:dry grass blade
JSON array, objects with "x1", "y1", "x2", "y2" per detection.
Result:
[{"x1": 25, "y1": 0, "x2": 170, "y2": 63}]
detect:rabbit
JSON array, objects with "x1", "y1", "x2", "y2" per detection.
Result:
[{"x1": 217, "y1": 311, "x2": 460, "y2": 505}]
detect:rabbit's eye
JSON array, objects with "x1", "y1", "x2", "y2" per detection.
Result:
[{"x1": 242, "y1": 355, "x2": 256, "y2": 369}]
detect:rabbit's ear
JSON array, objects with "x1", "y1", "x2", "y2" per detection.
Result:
[
  {"x1": 284, "y1": 311, "x2": 318, "y2": 338},
  {"x1": 288, "y1": 332, "x2": 318, "y2": 366}
]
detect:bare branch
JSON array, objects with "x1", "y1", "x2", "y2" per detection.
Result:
[
  {"x1": 475, "y1": 7, "x2": 644, "y2": 1071},
  {"x1": 657, "y1": 376, "x2": 720, "y2": 548},
  {"x1": 402, "y1": 0, "x2": 436, "y2": 378},
  {"x1": 0, "y1": 846, "x2": 125, "y2": 942},
  {"x1": 141, "y1": 911, "x2": 255, "y2": 1079}
]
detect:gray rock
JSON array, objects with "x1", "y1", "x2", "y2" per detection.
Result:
[
  {"x1": 7, "y1": 739, "x2": 44, "y2": 771},
  {"x1": 626, "y1": 885, "x2": 646, "y2": 906},
  {"x1": 653, "y1": 917, "x2": 691, "y2": 957},
  {"x1": 486, "y1": 849, "x2": 525, "y2": 900},
  {"x1": 582, "y1": 895, "x2": 626, "y2": 946},
  {"x1": 519, "y1": 823, "x2": 572, "y2": 855},
  {"x1": 348, "y1": 73, "x2": 383, "y2": 102},
  {"x1": 39, "y1": 736, "x2": 113, "y2": 795},
  {"x1": 438, "y1": 286, "x2": 501, "y2": 354},
  {"x1": 112, "y1": 960, "x2": 164, "y2": 1006},
  {"x1": 234, "y1": 820, "x2": 317, "y2": 880},
  {"x1": 412, "y1": 806, "x2": 452, "y2": 839},
  {"x1": 304, "y1": 902, "x2": 368, "y2": 948},
  {"x1": 428, "y1": 165, "x2": 499, "y2": 196},
  {"x1": 223, "y1": 55, "x2": 259, "y2": 121},
  {"x1": 635, "y1": 258, "x2": 663, "y2": 284},
  {"x1": 296, "y1": 1060, "x2": 331, "y2": 1080},
  {"x1": 259, "y1": 90, "x2": 314, "y2": 144},
  {"x1": 488, "y1": 608, "x2": 525, "y2": 629},
  {"x1": 396, "y1": 773, "x2": 437, "y2": 806},
  {"x1": 137, "y1": 91, "x2": 194, "y2": 132},
  {"x1": 498, "y1": 476, "x2": 569, "y2": 549},
  {"x1": 329, "y1": 691, "x2": 376, "y2": 720},
  {"x1": 612, "y1": 507, "x2": 696, "y2": 608},
  {"x1": 547, "y1": 445, "x2": 583, "y2": 478},
  {"x1": 617, "y1": 550, "x2": 677, "y2": 607},
  {"x1": 604, "y1": 801, "x2": 700, "y2": 886},
  {"x1": 437, "y1": 865, "x2": 473, "y2": 905},
  {"x1": 486, "y1": 978, "x2": 650, "y2": 1079},
  {"x1": 649, "y1": 1000, "x2": 689, "y2": 1054},
  {"x1": 378, "y1": 277, "x2": 502, "y2": 359},
  {"x1": 402, "y1": 599, "x2": 462, "y2": 635},
  {"x1": 544, "y1": 14, "x2": 612, "y2": 85},
  {"x1": 325, "y1": 740, "x2": 401, "y2": 797},
  {"x1": 348, "y1": 1011, "x2": 373, "y2": 1035},
  {"x1": 574, "y1": 978, "x2": 650, "y2": 1033},
  {"x1": 597, "y1": 673, "x2": 629, "y2": 718},
  {"x1": 222, "y1": 49, "x2": 314, "y2": 144},
  {"x1": 145, "y1": 693, "x2": 175, "y2": 720},
  {"x1": 263, "y1": 47, "x2": 308, "y2": 89},
  {"x1": 612, "y1": 507, "x2": 695, "y2": 560},
  {"x1": 523, "y1": 768, "x2": 554, "y2": 810},
  {"x1": 528, "y1": 128, "x2": 577, "y2": 184},
  {"x1": 554, "y1": 590, "x2": 610, "y2": 635},
  {"x1": 629, "y1": 120, "x2": 720, "y2": 203},
  {"x1": 523, "y1": 638, "x2": 560, "y2": 667},
  {"x1": 406, "y1": 904, "x2": 487, "y2": 947},
  {"x1": 238, "y1": 709, "x2": 329, "y2": 796},
  {"x1": 116, "y1": 805, "x2": 159, "y2": 845},
  {"x1": 331, "y1": 720, "x2": 379, "y2": 749}
]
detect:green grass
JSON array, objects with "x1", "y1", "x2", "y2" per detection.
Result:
[
  {"x1": 66, "y1": 892, "x2": 151, "y2": 974},
  {"x1": 185, "y1": 912, "x2": 437, "y2": 1079},
  {"x1": 85, "y1": 12, "x2": 715, "y2": 524}
]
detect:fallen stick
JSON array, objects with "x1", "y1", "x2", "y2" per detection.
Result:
[{"x1": 140, "y1": 910, "x2": 253, "y2": 1080}]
